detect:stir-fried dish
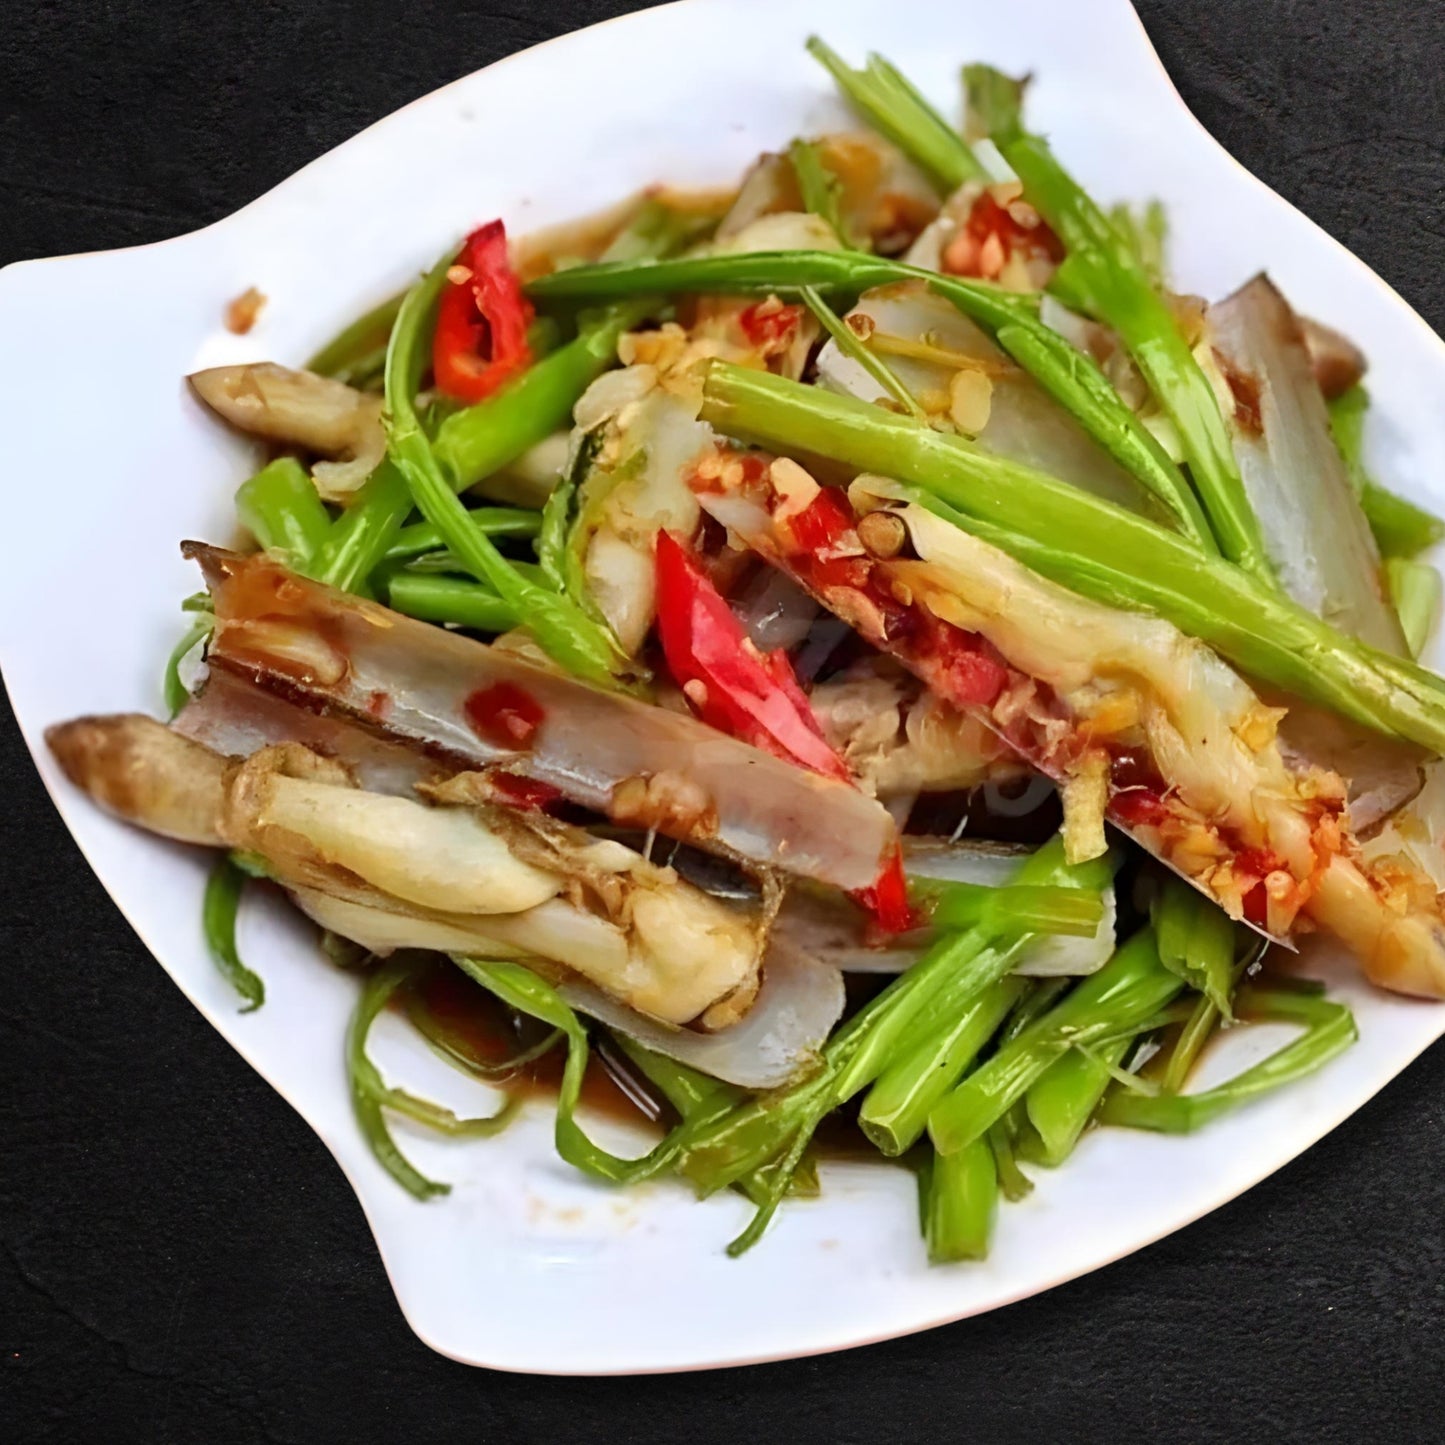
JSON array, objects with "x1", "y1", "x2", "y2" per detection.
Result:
[{"x1": 49, "y1": 42, "x2": 1445, "y2": 1263}]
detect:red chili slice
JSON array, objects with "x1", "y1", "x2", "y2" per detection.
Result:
[
  {"x1": 655, "y1": 530, "x2": 850, "y2": 781},
  {"x1": 433, "y1": 220, "x2": 534, "y2": 403},
  {"x1": 464, "y1": 681, "x2": 545, "y2": 749},
  {"x1": 738, "y1": 299, "x2": 802, "y2": 351},
  {"x1": 654, "y1": 529, "x2": 910, "y2": 931},
  {"x1": 1110, "y1": 788, "x2": 1169, "y2": 829}
]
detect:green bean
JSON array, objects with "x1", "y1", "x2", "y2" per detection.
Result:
[
  {"x1": 234, "y1": 456, "x2": 331, "y2": 567},
  {"x1": 202, "y1": 856, "x2": 263, "y2": 1012}
]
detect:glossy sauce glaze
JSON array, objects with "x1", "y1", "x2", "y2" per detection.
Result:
[{"x1": 400, "y1": 956, "x2": 890, "y2": 1158}]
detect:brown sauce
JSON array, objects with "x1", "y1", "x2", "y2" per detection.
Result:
[
  {"x1": 398, "y1": 958, "x2": 893, "y2": 1162},
  {"x1": 403, "y1": 960, "x2": 661, "y2": 1127}
]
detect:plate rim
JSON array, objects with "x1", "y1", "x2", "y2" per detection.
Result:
[{"x1": 4, "y1": 0, "x2": 1444, "y2": 1376}]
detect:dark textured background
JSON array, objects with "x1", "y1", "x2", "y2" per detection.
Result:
[{"x1": 3, "y1": 2, "x2": 1444, "y2": 1439}]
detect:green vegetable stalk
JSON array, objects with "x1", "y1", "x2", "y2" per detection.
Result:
[
  {"x1": 1152, "y1": 876, "x2": 1237, "y2": 1018},
  {"x1": 918, "y1": 880, "x2": 1105, "y2": 937},
  {"x1": 860, "y1": 977, "x2": 1025, "y2": 1156},
  {"x1": 234, "y1": 456, "x2": 331, "y2": 569},
  {"x1": 697, "y1": 362, "x2": 1445, "y2": 754},
  {"x1": 962, "y1": 60, "x2": 1265, "y2": 577},
  {"x1": 307, "y1": 289, "x2": 406, "y2": 384},
  {"x1": 383, "y1": 572, "x2": 520, "y2": 633},
  {"x1": 313, "y1": 201, "x2": 686, "y2": 598},
  {"x1": 348, "y1": 958, "x2": 516, "y2": 1200},
  {"x1": 404, "y1": 973, "x2": 562, "y2": 1081},
  {"x1": 1021, "y1": 1037, "x2": 1130, "y2": 1167},
  {"x1": 384, "y1": 507, "x2": 542, "y2": 561},
  {"x1": 799, "y1": 285, "x2": 927, "y2": 420},
  {"x1": 527, "y1": 249, "x2": 1214, "y2": 546},
  {"x1": 661, "y1": 838, "x2": 1106, "y2": 1254},
  {"x1": 383, "y1": 250, "x2": 635, "y2": 690},
  {"x1": 608, "y1": 1037, "x2": 810, "y2": 1205},
  {"x1": 1099, "y1": 984, "x2": 1356, "y2": 1132},
  {"x1": 1388, "y1": 557, "x2": 1442, "y2": 659},
  {"x1": 919, "y1": 1140, "x2": 997, "y2": 1263},
  {"x1": 987, "y1": 1120, "x2": 1034, "y2": 1201},
  {"x1": 928, "y1": 928, "x2": 1184, "y2": 1156},
  {"x1": 431, "y1": 302, "x2": 651, "y2": 489},
  {"x1": 163, "y1": 617, "x2": 212, "y2": 718},
  {"x1": 861, "y1": 849, "x2": 1114, "y2": 1155},
  {"x1": 453, "y1": 957, "x2": 707, "y2": 1185},
  {"x1": 788, "y1": 140, "x2": 855, "y2": 249},
  {"x1": 1328, "y1": 386, "x2": 1445, "y2": 560},
  {"x1": 806, "y1": 37, "x2": 985, "y2": 194},
  {"x1": 202, "y1": 856, "x2": 264, "y2": 1012}
]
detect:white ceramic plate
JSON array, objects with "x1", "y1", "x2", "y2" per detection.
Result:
[{"x1": 4, "y1": 0, "x2": 1444, "y2": 1376}]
